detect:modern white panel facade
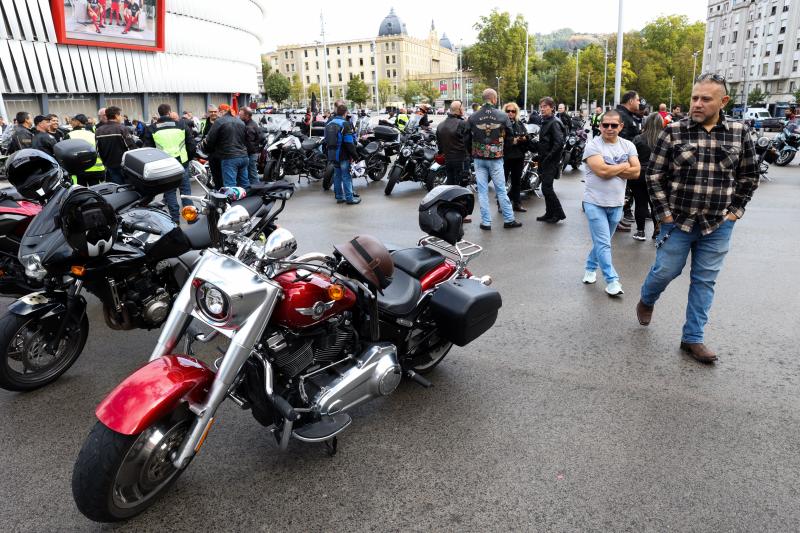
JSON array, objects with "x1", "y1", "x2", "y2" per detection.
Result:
[
  {"x1": 703, "y1": 0, "x2": 800, "y2": 111},
  {"x1": 0, "y1": 0, "x2": 266, "y2": 120}
]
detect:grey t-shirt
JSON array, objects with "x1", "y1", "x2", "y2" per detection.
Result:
[{"x1": 581, "y1": 136, "x2": 638, "y2": 207}]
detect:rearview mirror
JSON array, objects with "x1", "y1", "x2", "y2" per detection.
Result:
[
  {"x1": 217, "y1": 205, "x2": 250, "y2": 234},
  {"x1": 261, "y1": 227, "x2": 297, "y2": 260}
]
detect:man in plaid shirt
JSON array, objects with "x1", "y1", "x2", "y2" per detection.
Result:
[{"x1": 636, "y1": 74, "x2": 759, "y2": 363}]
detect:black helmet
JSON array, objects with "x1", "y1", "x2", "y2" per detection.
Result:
[
  {"x1": 60, "y1": 188, "x2": 117, "y2": 257},
  {"x1": 5, "y1": 149, "x2": 63, "y2": 200}
]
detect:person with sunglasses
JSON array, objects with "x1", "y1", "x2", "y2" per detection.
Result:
[
  {"x1": 580, "y1": 109, "x2": 640, "y2": 296},
  {"x1": 503, "y1": 102, "x2": 529, "y2": 213},
  {"x1": 637, "y1": 74, "x2": 759, "y2": 364}
]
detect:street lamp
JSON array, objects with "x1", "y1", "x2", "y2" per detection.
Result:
[
  {"x1": 669, "y1": 75, "x2": 675, "y2": 110},
  {"x1": 496, "y1": 75, "x2": 502, "y2": 106},
  {"x1": 523, "y1": 21, "x2": 529, "y2": 112},
  {"x1": 574, "y1": 48, "x2": 580, "y2": 113},
  {"x1": 692, "y1": 50, "x2": 700, "y2": 82},
  {"x1": 602, "y1": 38, "x2": 609, "y2": 110}
]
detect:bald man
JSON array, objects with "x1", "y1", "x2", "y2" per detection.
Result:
[{"x1": 436, "y1": 100, "x2": 472, "y2": 191}]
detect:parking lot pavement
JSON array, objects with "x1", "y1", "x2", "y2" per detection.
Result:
[{"x1": 0, "y1": 163, "x2": 799, "y2": 531}]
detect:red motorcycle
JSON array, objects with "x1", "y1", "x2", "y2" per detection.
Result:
[
  {"x1": 72, "y1": 185, "x2": 501, "y2": 522},
  {"x1": 0, "y1": 187, "x2": 41, "y2": 295}
]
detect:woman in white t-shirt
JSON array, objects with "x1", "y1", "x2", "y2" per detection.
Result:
[{"x1": 580, "y1": 109, "x2": 641, "y2": 296}]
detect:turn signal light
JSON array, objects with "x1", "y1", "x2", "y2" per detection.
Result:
[
  {"x1": 328, "y1": 284, "x2": 345, "y2": 301},
  {"x1": 181, "y1": 205, "x2": 199, "y2": 222},
  {"x1": 71, "y1": 265, "x2": 86, "y2": 276}
]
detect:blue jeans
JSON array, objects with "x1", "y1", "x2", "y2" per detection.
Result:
[
  {"x1": 221, "y1": 156, "x2": 250, "y2": 188},
  {"x1": 333, "y1": 160, "x2": 353, "y2": 202},
  {"x1": 106, "y1": 166, "x2": 125, "y2": 185},
  {"x1": 583, "y1": 202, "x2": 624, "y2": 283},
  {"x1": 640, "y1": 220, "x2": 736, "y2": 343},
  {"x1": 247, "y1": 153, "x2": 260, "y2": 186},
  {"x1": 474, "y1": 158, "x2": 513, "y2": 226},
  {"x1": 163, "y1": 165, "x2": 193, "y2": 222}
]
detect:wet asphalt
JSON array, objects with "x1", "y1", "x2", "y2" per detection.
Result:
[{"x1": 1, "y1": 156, "x2": 799, "y2": 532}]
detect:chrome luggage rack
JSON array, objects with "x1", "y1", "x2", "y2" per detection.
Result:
[{"x1": 419, "y1": 236, "x2": 482, "y2": 266}]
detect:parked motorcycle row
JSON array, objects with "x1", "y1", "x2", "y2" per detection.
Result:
[
  {"x1": 751, "y1": 120, "x2": 800, "y2": 180},
  {"x1": 0, "y1": 136, "x2": 503, "y2": 523}
]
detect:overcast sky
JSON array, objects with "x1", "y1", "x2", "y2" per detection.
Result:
[{"x1": 260, "y1": 0, "x2": 708, "y2": 52}]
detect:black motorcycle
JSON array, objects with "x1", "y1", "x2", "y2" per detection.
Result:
[
  {"x1": 384, "y1": 131, "x2": 446, "y2": 195},
  {"x1": 322, "y1": 125, "x2": 398, "y2": 191},
  {"x1": 0, "y1": 146, "x2": 278, "y2": 392},
  {"x1": 771, "y1": 121, "x2": 800, "y2": 166},
  {"x1": 561, "y1": 117, "x2": 589, "y2": 171}
]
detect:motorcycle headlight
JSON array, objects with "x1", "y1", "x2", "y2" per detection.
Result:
[
  {"x1": 568, "y1": 138, "x2": 576, "y2": 145},
  {"x1": 20, "y1": 254, "x2": 46, "y2": 281},
  {"x1": 195, "y1": 281, "x2": 230, "y2": 322},
  {"x1": 267, "y1": 134, "x2": 276, "y2": 146},
  {"x1": 401, "y1": 147, "x2": 412, "y2": 158}
]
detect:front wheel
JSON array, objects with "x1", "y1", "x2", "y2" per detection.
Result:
[
  {"x1": 384, "y1": 165, "x2": 402, "y2": 195},
  {"x1": 72, "y1": 406, "x2": 194, "y2": 523},
  {"x1": 322, "y1": 163, "x2": 334, "y2": 190},
  {"x1": 0, "y1": 310, "x2": 89, "y2": 391},
  {"x1": 368, "y1": 159, "x2": 388, "y2": 181},
  {"x1": 774, "y1": 150, "x2": 796, "y2": 166}
]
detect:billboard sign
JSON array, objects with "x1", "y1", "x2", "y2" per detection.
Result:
[{"x1": 50, "y1": 0, "x2": 165, "y2": 52}]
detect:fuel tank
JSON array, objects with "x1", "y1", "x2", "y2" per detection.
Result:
[{"x1": 272, "y1": 269, "x2": 357, "y2": 328}]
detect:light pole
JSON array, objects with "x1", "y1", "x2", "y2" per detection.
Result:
[
  {"x1": 602, "y1": 38, "x2": 609, "y2": 110},
  {"x1": 372, "y1": 39, "x2": 380, "y2": 113},
  {"x1": 586, "y1": 71, "x2": 591, "y2": 118},
  {"x1": 613, "y1": 0, "x2": 624, "y2": 106},
  {"x1": 523, "y1": 22, "x2": 529, "y2": 112},
  {"x1": 692, "y1": 50, "x2": 700, "y2": 83},
  {"x1": 496, "y1": 75, "x2": 502, "y2": 106},
  {"x1": 574, "y1": 48, "x2": 580, "y2": 113},
  {"x1": 320, "y1": 12, "x2": 330, "y2": 114}
]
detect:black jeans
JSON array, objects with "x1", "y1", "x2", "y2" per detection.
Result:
[
  {"x1": 209, "y1": 156, "x2": 223, "y2": 190},
  {"x1": 504, "y1": 157, "x2": 524, "y2": 204},
  {"x1": 629, "y1": 177, "x2": 653, "y2": 231},
  {"x1": 539, "y1": 161, "x2": 565, "y2": 218},
  {"x1": 445, "y1": 159, "x2": 469, "y2": 186}
]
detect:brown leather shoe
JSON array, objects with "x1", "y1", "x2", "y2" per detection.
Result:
[
  {"x1": 636, "y1": 300, "x2": 654, "y2": 326},
  {"x1": 680, "y1": 342, "x2": 718, "y2": 363}
]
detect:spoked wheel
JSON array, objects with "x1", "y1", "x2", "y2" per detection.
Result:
[
  {"x1": 72, "y1": 406, "x2": 194, "y2": 523},
  {"x1": 0, "y1": 312, "x2": 89, "y2": 392},
  {"x1": 408, "y1": 341, "x2": 453, "y2": 375},
  {"x1": 368, "y1": 160, "x2": 387, "y2": 181},
  {"x1": 774, "y1": 150, "x2": 795, "y2": 166}
]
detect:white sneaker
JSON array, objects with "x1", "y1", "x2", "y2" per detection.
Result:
[
  {"x1": 582, "y1": 270, "x2": 597, "y2": 284},
  {"x1": 605, "y1": 280, "x2": 624, "y2": 296}
]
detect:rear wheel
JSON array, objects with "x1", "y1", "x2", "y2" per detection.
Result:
[
  {"x1": 0, "y1": 310, "x2": 89, "y2": 392},
  {"x1": 384, "y1": 165, "x2": 402, "y2": 195},
  {"x1": 72, "y1": 406, "x2": 194, "y2": 523},
  {"x1": 775, "y1": 150, "x2": 795, "y2": 166},
  {"x1": 409, "y1": 341, "x2": 453, "y2": 374},
  {"x1": 425, "y1": 166, "x2": 447, "y2": 191},
  {"x1": 367, "y1": 158, "x2": 388, "y2": 181},
  {"x1": 322, "y1": 163, "x2": 334, "y2": 191}
]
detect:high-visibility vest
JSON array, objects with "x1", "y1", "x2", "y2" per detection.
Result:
[
  {"x1": 396, "y1": 113, "x2": 409, "y2": 132},
  {"x1": 151, "y1": 122, "x2": 188, "y2": 163},
  {"x1": 67, "y1": 128, "x2": 105, "y2": 172}
]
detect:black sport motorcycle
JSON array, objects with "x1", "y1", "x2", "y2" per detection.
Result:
[
  {"x1": 771, "y1": 121, "x2": 800, "y2": 166},
  {"x1": 384, "y1": 132, "x2": 446, "y2": 195},
  {"x1": 0, "y1": 147, "x2": 279, "y2": 392}
]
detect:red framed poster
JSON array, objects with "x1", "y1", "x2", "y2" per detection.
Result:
[{"x1": 50, "y1": 0, "x2": 165, "y2": 52}]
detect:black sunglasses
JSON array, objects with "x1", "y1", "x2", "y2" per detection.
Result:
[
  {"x1": 505, "y1": 109, "x2": 517, "y2": 113},
  {"x1": 601, "y1": 123, "x2": 619, "y2": 129},
  {"x1": 695, "y1": 73, "x2": 728, "y2": 94}
]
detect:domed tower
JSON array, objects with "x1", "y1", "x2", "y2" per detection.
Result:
[
  {"x1": 378, "y1": 8, "x2": 407, "y2": 37},
  {"x1": 439, "y1": 33, "x2": 454, "y2": 51}
]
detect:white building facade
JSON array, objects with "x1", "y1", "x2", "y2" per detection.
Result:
[
  {"x1": 703, "y1": 0, "x2": 800, "y2": 113},
  {"x1": 0, "y1": 0, "x2": 266, "y2": 121}
]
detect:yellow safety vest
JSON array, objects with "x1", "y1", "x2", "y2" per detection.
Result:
[
  {"x1": 152, "y1": 123, "x2": 188, "y2": 164},
  {"x1": 67, "y1": 128, "x2": 105, "y2": 173},
  {"x1": 396, "y1": 113, "x2": 409, "y2": 132}
]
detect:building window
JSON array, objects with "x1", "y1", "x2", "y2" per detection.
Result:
[
  {"x1": 285, "y1": 65, "x2": 290, "y2": 72},
  {"x1": 336, "y1": 47, "x2": 341, "y2": 55},
  {"x1": 359, "y1": 44, "x2": 363, "y2": 53},
  {"x1": 720, "y1": 35, "x2": 725, "y2": 45},
  {"x1": 290, "y1": 64, "x2": 295, "y2": 72},
  {"x1": 370, "y1": 42, "x2": 374, "y2": 52},
  {"x1": 316, "y1": 75, "x2": 320, "y2": 82},
  {"x1": 770, "y1": 5, "x2": 776, "y2": 15},
  {"x1": 762, "y1": 63, "x2": 768, "y2": 75},
  {"x1": 304, "y1": 50, "x2": 308, "y2": 58},
  {"x1": 732, "y1": 31, "x2": 738, "y2": 43},
  {"x1": 337, "y1": 59, "x2": 341, "y2": 67},
  {"x1": 391, "y1": 42, "x2": 396, "y2": 50},
  {"x1": 284, "y1": 51, "x2": 288, "y2": 59},
  {"x1": 783, "y1": 4, "x2": 789, "y2": 12},
  {"x1": 777, "y1": 43, "x2": 783, "y2": 54},
  {"x1": 348, "y1": 58, "x2": 352, "y2": 67},
  {"x1": 371, "y1": 57, "x2": 374, "y2": 65},
  {"x1": 768, "y1": 22, "x2": 775, "y2": 35},
  {"x1": 305, "y1": 62, "x2": 309, "y2": 70},
  {"x1": 387, "y1": 70, "x2": 391, "y2": 78},
  {"x1": 392, "y1": 69, "x2": 397, "y2": 77},
  {"x1": 328, "y1": 74, "x2": 331, "y2": 82},
  {"x1": 360, "y1": 72, "x2": 364, "y2": 80},
  {"x1": 794, "y1": 60, "x2": 799, "y2": 72},
  {"x1": 746, "y1": 29, "x2": 751, "y2": 39},
  {"x1": 349, "y1": 73, "x2": 353, "y2": 80},
  {"x1": 306, "y1": 76, "x2": 310, "y2": 83},
  {"x1": 392, "y1": 55, "x2": 396, "y2": 64},
  {"x1": 359, "y1": 58, "x2": 364, "y2": 66},
  {"x1": 777, "y1": 82, "x2": 784, "y2": 92},
  {"x1": 315, "y1": 61, "x2": 319, "y2": 69},
  {"x1": 347, "y1": 46, "x2": 351, "y2": 53},
  {"x1": 780, "y1": 26, "x2": 786, "y2": 34},
  {"x1": 386, "y1": 55, "x2": 390, "y2": 64},
  {"x1": 765, "y1": 48, "x2": 771, "y2": 56},
  {"x1": 315, "y1": 49, "x2": 319, "y2": 57},
  {"x1": 791, "y1": 81, "x2": 796, "y2": 92},
  {"x1": 774, "y1": 62, "x2": 780, "y2": 75},
  {"x1": 327, "y1": 60, "x2": 330, "y2": 68},
  {"x1": 290, "y1": 51, "x2": 294, "y2": 59}
]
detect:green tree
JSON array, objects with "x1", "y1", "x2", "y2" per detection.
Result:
[
  {"x1": 346, "y1": 77, "x2": 368, "y2": 106},
  {"x1": 793, "y1": 88, "x2": 800, "y2": 105},
  {"x1": 400, "y1": 81, "x2": 423, "y2": 105},
  {"x1": 748, "y1": 87, "x2": 767, "y2": 106},
  {"x1": 421, "y1": 82, "x2": 440, "y2": 105},
  {"x1": 261, "y1": 60, "x2": 272, "y2": 98},
  {"x1": 265, "y1": 73, "x2": 290, "y2": 105},
  {"x1": 469, "y1": 10, "x2": 529, "y2": 103},
  {"x1": 307, "y1": 82, "x2": 321, "y2": 105},
  {"x1": 378, "y1": 79, "x2": 393, "y2": 105},
  {"x1": 289, "y1": 74, "x2": 303, "y2": 106}
]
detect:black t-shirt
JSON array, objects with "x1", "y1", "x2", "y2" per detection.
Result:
[{"x1": 32, "y1": 131, "x2": 56, "y2": 156}]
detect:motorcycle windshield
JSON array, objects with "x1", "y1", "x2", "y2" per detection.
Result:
[{"x1": 18, "y1": 186, "x2": 75, "y2": 266}]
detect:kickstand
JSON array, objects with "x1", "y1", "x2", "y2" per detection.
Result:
[{"x1": 324, "y1": 437, "x2": 338, "y2": 457}]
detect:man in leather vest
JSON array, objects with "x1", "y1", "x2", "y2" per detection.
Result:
[
  {"x1": 66, "y1": 114, "x2": 105, "y2": 186},
  {"x1": 144, "y1": 103, "x2": 196, "y2": 223},
  {"x1": 467, "y1": 88, "x2": 521, "y2": 230}
]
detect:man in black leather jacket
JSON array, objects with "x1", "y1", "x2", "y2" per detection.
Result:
[
  {"x1": 202, "y1": 103, "x2": 249, "y2": 188},
  {"x1": 239, "y1": 107, "x2": 262, "y2": 186},
  {"x1": 616, "y1": 90, "x2": 641, "y2": 228},
  {"x1": 535, "y1": 97, "x2": 566, "y2": 223},
  {"x1": 467, "y1": 88, "x2": 521, "y2": 230},
  {"x1": 436, "y1": 101, "x2": 471, "y2": 186}
]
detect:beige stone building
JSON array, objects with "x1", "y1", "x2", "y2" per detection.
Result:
[{"x1": 263, "y1": 9, "x2": 458, "y2": 109}]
